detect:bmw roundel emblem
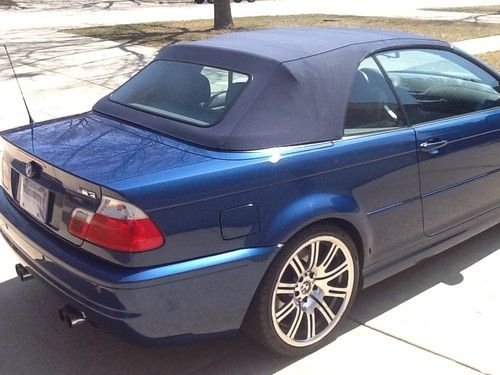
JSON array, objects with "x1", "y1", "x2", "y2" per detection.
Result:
[{"x1": 25, "y1": 161, "x2": 38, "y2": 178}]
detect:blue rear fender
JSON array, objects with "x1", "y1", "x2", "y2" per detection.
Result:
[
  {"x1": 109, "y1": 142, "x2": 373, "y2": 271},
  {"x1": 261, "y1": 192, "x2": 369, "y2": 265}
]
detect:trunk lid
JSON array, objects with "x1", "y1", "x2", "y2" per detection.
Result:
[
  {"x1": 2, "y1": 112, "x2": 211, "y2": 186},
  {"x1": 1, "y1": 111, "x2": 212, "y2": 250}
]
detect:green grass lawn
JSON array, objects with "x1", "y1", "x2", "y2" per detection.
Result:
[{"x1": 67, "y1": 14, "x2": 500, "y2": 48}]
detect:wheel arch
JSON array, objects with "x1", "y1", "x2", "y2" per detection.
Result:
[
  {"x1": 293, "y1": 218, "x2": 366, "y2": 273},
  {"x1": 260, "y1": 193, "x2": 370, "y2": 276},
  {"x1": 242, "y1": 193, "x2": 369, "y2": 329}
]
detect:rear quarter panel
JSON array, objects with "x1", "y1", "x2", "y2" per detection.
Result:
[{"x1": 110, "y1": 128, "x2": 422, "y2": 271}]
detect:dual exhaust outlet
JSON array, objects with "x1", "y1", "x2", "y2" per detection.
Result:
[
  {"x1": 15, "y1": 263, "x2": 33, "y2": 282},
  {"x1": 15, "y1": 263, "x2": 87, "y2": 328},
  {"x1": 58, "y1": 304, "x2": 87, "y2": 328}
]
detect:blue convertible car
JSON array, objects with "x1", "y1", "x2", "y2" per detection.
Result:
[{"x1": 0, "y1": 28, "x2": 499, "y2": 355}]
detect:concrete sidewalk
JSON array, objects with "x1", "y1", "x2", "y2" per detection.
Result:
[
  {"x1": 0, "y1": 29, "x2": 156, "y2": 128},
  {"x1": 0, "y1": 0, "x2": 499, "y2": 30},
  {"x1": 454, "y1": 35, "x2": 500, "y2": 54}
]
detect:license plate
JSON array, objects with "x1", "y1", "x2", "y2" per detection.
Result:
[{"x1": 19, "y1": 177, "x2": 49, "y2": 223}]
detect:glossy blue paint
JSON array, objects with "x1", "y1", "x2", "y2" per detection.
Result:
[
  {"x1": 0, "y1": 191, "x2": 280, "y2": 341},
  {"x1": 2, "y1": 106, "x2": 498, "y2": 341},
  {"x1": 220, "y1": 204, "x2": 260, "y2": 240},
  {"x1": 2, "y1": 113, "x2": 213, "y2": 185},
  {"x1": 414, "y1": 108, "x2": 500, "y2": 235},
  {"x1": 119, "y1": 247, "x2": 274, "y2": 283},
  {"x1": 0, "y1": 30, "x2": 498, "y2": 345}
]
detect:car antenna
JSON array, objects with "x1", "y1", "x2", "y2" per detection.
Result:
[{"x1": 3, "y1": 45, "x2": 35, "y2": 146}]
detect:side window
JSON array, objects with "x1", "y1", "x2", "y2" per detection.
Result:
[
  {"x1": 376, "y1": 49, "x2": 500, "y2": 125},
  {"x1": 344, "y1": 57, "x2": 405, "y2": 137}
]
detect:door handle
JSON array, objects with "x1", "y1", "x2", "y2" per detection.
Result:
[{"x1": 419, "y1": 140, "x2": 448, "y2": 154}]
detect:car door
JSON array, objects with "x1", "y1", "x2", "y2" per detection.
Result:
[
  {"x1": 376, "y1": 48, "x2": 500, "y2": 236},
  {"x1": 341, "y1": 57, "x2": 423, "y2": 261}
]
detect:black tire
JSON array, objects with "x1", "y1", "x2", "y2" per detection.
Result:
[
  {"x1": 194, "y1": 0, "x2": 204, "y2": 4},
  {"x1": 233, "y1": 0, "x2": 243, "y2": 2},
  {"x1": 247, "y1": 0, "x2": 256, "y2": 2},
  {"x1": 244, "y1": 224, "x2": 360, "y2": 356}
]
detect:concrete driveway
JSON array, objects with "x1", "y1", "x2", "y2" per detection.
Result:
[
  {"x1": 0, "y1": 1, "x2": 499, "y2": 373},
  {"x1": 1, "y1": 226, "x2": 498, "y2": 374}
]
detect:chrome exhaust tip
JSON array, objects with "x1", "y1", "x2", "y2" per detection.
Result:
[
  {"x1": 58, "y1": 304, "x2": 87, "y2": 328},
  {"x1": 15, "y1": 263, "x2": 33, "y2": 281}
]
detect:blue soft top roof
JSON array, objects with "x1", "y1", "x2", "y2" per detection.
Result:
[
  {"x1": 189, "y1": 28, "x2": 433, "y2": 62},
  {"x1": 94, "y1": 28, "x2": 448, "y2": 151}
]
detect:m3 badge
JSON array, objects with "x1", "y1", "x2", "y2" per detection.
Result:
[{"x1": 78, "y1": 187, "x2": 97, "y2": 200}]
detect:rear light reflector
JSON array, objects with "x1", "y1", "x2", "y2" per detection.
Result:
[
  {"x1": 1, "y1": 158, "x2": 10, "y2": 190},
  {"x1": 68, "y1": 208, "x2": 93, "y2": 238},
  {"x1": 68, "y1": 196, "x2": 164, "y2": 252}
]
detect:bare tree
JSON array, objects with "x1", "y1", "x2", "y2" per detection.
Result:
[{"x1": 213, "y1": 0, "x2": 234, "y2": 30}]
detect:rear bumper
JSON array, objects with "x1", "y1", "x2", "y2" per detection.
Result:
[{"x1": 0, "y1": 190, "x2": 279, "y2": 344}]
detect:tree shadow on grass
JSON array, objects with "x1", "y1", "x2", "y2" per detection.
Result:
[
  {"x1": 73, "y1": 23, "x2": 251, "y2": 50},
  {"x1": 0, "y1": 0, "x2": 26, "y2": 9}
]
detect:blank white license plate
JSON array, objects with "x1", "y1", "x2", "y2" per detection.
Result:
[{"x1": 19, "y1": 176, "x2": 49, "y2": 223}]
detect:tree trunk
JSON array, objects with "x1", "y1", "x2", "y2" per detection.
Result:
[{"x1": 213, "y1": 0, "x2": 234, "y2": 30}]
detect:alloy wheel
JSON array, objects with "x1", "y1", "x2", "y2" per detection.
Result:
[{"x1": 271, "y1": 235, "x2": 355, "y2": 347}]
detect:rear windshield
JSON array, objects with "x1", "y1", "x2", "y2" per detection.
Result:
[{"x1": 110, "y1": 61, "x2": 250, "y2": 127}]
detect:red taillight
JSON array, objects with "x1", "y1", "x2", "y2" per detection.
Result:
[{"x1": 68, "y1": 196, "x2": 164, "y2": 252}]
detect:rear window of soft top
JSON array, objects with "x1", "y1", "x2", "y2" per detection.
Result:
[{"x1": 110, "y1": 60, "x2": 250, "y2": 127}]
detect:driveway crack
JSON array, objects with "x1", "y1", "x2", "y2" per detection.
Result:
[{"x1": 347, "y1": 317, "x2": 485, "y2": 374}]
